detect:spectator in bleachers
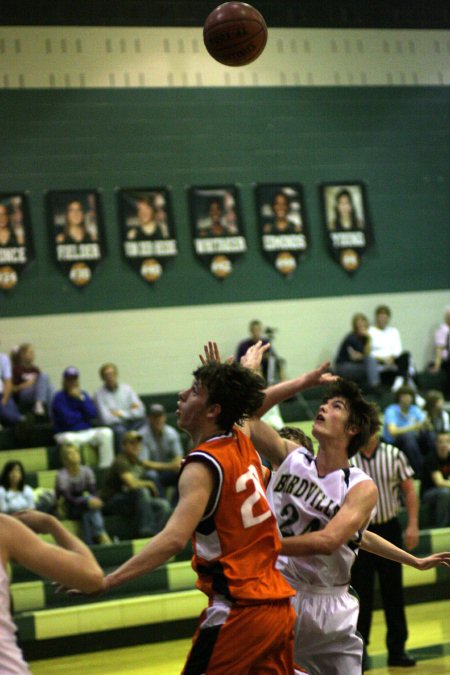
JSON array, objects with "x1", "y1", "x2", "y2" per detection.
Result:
[
  {"x1": 56, "y1": 443, "x2": 111, "y2": 545},
  {"x1": 0, "y1": 349, "x2": 22, "y2": 426},
  {"x1": 351, "y1": 431, "x2": 419, "y2": 669},
  {"x1": 334, "y1": 312, "x2": 381, "y2": 393},
  {"x1": 236, "y1": 319, "x2": 270, "y2": 366},
  {"x1": 430, "y1": 307, "x2": 450, "y2": 398},
  {"x1": 52, "y1": 366, "x2": 114, "y2": 469},
  {"x1": 94, "y1": 362, "x2": 147, "y2": 452},
  {"x1": 0, "y1": 460, "x2": 35, "y2": 513},
  {"x1": 11, "y1": 342, "x2": 55, "y2": 417},
  {"x1": 101, "y1": 430, "x2": 172, "y2": 539},
  {"x1": 369, "y1": 305, "x2": 415, "y2": 391},
  {"x1": 420, "y1": 431, "x2": 450, "y2": 528},
  {"x1": 424, "y1": 390, "x2": 450, "y2": 433},
  {"x1": 383, "y1": 385, "x2": 435, "y2": 477},
  {"x1": 140, "y1": 403, "x2": 183, "y2": 503}
]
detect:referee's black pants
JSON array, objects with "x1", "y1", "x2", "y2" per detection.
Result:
[{"x1": 351, "y1": 517, "x2": 408, "y2": 657}]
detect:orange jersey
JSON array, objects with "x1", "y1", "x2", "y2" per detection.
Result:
[{"x1": 182, "y1": 427, "x2": 294, "y2": 604}]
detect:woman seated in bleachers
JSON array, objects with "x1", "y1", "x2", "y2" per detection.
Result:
[
  {"x1": 11, "y1": 343, "x2": 55, "y2": 417},
  {"x1": 334, "y1": 313, "x2": 381, "y2": 393},
  {"x1": 56, "y1": 444, "x2": 111, "y2": 545},
  {"x1": 0, "y1": 460, "x2": 35, "y2": 513}
]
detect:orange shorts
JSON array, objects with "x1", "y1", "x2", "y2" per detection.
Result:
[{"x1": 182, "y1": 597, "x2": 296, "y2": 675}]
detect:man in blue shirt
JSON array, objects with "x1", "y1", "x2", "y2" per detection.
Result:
[
  {"x1": 383, "y1": 385, "x2": 435, "y2": 477},
  {"x1": 52, "y1": 367, "x2": 114, "y2": 468}
]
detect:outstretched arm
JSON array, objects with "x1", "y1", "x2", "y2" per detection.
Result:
[
  {"x1": 3, "y1": 512, "x2": 103, "y2": 594},
  {"x1": 105, "y1": 460, "x2": 214, "y2": 591},
  {"x1": 361, "y1": 530, "x2": 450, "y2": 570},
  {"x1": 258, "y1": 362, "x2": 335, "y2": 418},
  {"x1": 249, "y1": 417, "x2": 298, "y2": 466}
]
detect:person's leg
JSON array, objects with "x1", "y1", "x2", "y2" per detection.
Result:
[
  {"x1": 89, "y1": 427, "x2": 115, "y2": 468},
  {"x1": 135, "y1": 489, "x2": 172, "y2": 536},
  {"x1": 80, "y1": 510, "x2": 95, "y2": 545},
  {"x1": 292, "y1": 589, "x2": 363, "y2": 675},
  {"x1": 351, "y1": 547, "x2": 376, "y2": 647},
  {"x1": 394, "y1": 352, "x2": 410, "y2": 380},
  {"x1": 364, "y1": 355, "x2": 381, "y2": 387},
  {"x1": 111, "y1": 423, "x2": 127, "y2": 455},
  {"x1": 0, "y1": 398, "x2": 23, "y2": 425},
  {"x1": 34, "y1": 373, "x2": 55, "y2": 412},
  {"x1": 334, "y1": 362, "x2": 367, "y2": 387},
  {"x1": 375, "y1": 520, "x2": 408, "y2": 659},
  {"x1": 422, "y1": 487, "x2": 450, "y2": 527},
  {"x1": 394, "y1": 433, "x2": 424, "y2": 477}
]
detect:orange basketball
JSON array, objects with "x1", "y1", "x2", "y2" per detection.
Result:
[{"x1": 203, "y1": 2, "x2": 268, "y2": 67}]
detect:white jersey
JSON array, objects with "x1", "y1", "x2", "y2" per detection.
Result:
[{"x1": 268, "y1": 446, "x2": 374, "y2": 589}]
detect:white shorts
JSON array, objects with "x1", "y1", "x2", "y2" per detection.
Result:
[{"x1": 292, "y1": 584, "x2": 362, "y2": 675}]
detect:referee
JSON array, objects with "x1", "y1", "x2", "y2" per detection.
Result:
[{"x1": 351, "y1": 431, "x2": 419, "y2": 669}]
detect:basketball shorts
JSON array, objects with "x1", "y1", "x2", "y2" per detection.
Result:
[
  {"x1": 182, "y1": 594, "x2": 296, "y2": 674},
  {"x1": 291, "y1": 584, "x2": 362, "y2": 675}
]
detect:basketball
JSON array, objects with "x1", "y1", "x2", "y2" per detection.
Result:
[{"x1": 203, "y1": 2, "x2": 268, "y2": 67}]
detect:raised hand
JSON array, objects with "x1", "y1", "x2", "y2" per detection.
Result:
[
  {"x1": 199, "y1": 341, "x2": 222, "y2": 365},
  {"x1": 240, "y1": 340, "x2": 271, "y2": 371},
  {"x1": 301, "y1": 361, "x2": 335, "y2": 389},
  {"x1": 199, "y1": 341, "x2": 234, "y2": 366}
]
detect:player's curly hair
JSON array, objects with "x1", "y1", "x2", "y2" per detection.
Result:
[
  {"x1": 193, "y1": 361, "x2": 265, "y2": 432},
  {"x1": 321, "y1": 378, "x2": 381, "y2": 458}
]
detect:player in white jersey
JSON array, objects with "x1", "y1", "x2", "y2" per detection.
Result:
[{"x1": 250, "y1": 378, "x2": 380, "y2": 675}]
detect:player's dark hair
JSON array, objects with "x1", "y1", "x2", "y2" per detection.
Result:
[
  {"x1": 321, "y1": 379, "x2": 381, "y2": 458},
  {"x1": 279, "y1": 426, "x2": 314, "y2": 453},
  {"x1": 193, "y1": 362, "x2": 265, "y2": 432}
]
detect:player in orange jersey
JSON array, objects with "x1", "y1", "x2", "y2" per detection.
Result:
[{"x1": 99, "y1": 347, "x2": 330, "y2": 674}]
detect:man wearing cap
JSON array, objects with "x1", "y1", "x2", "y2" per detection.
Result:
[
  {"x1": 52, "y1": 367, "x2": 114, "y2": 469},
  {"x1": 94, "y1": 362, "x2": 147, "y2": 452},
  {"x1": 140, "y1": 403, "x2": 184, "y2": 503},
  {"x1": 101, "y1": 430, "x2": 172, "y2": 539}
]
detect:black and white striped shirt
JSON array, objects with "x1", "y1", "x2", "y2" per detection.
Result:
[{"x1": 351, "y1": 441, "x2": 414, "y2": 524}]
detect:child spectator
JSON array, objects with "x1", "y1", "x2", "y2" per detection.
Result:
[
  {"x1": 424, "y1": 390, "x2": 450, "y2": 433},
  {"x1": 421, "y1": 432, "x2": 450, "y2": 527},
  {"x1": 383, "y1": 385, "x2": 435, "y2": 477},
  {"x1": 0, "y1": 460, "x2": 35, "y2": 513},
  {"x1": 56, "y1": 444, "x2": 111, "y2": 545}
]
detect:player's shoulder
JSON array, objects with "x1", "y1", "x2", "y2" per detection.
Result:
[{"x1": 280, "y1": 445, "x2": 314, "y2": 470}]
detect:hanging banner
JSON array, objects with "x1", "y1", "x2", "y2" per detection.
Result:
[
  {"x1": 255, "y1": 183, "x2": 309, "y2": 277},
  {"x1": 320, "y1": 182, "x2": 373, "y2": 274},
  {"x1": 189, "y1": 186, "x2": 246, "y2": 280},
  {"x1": 47, "y1": 190, "x2": 105, "y2": 287},
  {"x1": 0, "y1": 192, "x2": 34, "y2": 291},
  {"x1": 118, "y1": 187, "x2": 177, "y2": 284}
]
